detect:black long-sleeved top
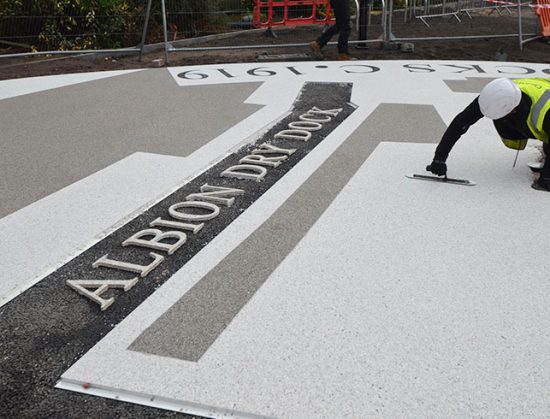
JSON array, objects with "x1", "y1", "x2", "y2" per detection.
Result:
[{"x1": 434, "y1": 92, "x2": 550, "y2": 163}]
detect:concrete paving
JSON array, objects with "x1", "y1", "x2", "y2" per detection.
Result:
[{"x1": 1, "y1": 60, "x2": 549, "y2": 418}]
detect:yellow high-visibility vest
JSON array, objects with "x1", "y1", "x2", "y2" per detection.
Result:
[{"x1": 501, "y1": 78, "x2": 550, "y2": 150}]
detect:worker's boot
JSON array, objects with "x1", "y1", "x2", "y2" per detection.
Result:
[
  {"x1": 338, "y1": 52, "x2": 357, "y2": 61},
  {"x1": 310, "y1": 41, "x2": 323, "y2": 59},
  {"x1": 533, "y1": 175, "x2": 550, "y2": 191}
]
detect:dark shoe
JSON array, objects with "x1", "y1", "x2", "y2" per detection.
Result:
[
  {"x1": 532, "y1": 176, "x2": 550, "y2": 191},
  {"x1": 310, "y1": 41, "x2": 323, "y2": 59},
  {"x1": 338, "y1": 52, "x2": 357, "y2": 61}
]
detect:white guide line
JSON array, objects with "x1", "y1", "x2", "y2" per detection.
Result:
[
  {"x1": 406, "y1": 173, "x2": 476, "y2": 186},
  {"x1": 56, "y1": 379, "x2": 268, "y2": 419},
  {"x1": 0, "y1": 70, "x2": 143, "y2": 100}
]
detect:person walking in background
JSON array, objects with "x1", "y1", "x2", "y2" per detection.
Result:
[
  {"x1": 310, "y1": 0, "x2": 354, "y2": 60},
  {"x1": 426, "y1": 77, "x2": 550, "y2": 192}
]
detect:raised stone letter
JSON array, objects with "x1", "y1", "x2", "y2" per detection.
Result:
[
  {"x1": 93, "y1": 252, "x2": 164, "y2": 277},
  {"x1": 287, "y1": 121, "x2": 323, "y2": 131},
  {"x1": 186, "y1": 184, "x2": 245, "y2": 207},
  {"x1": 169, "y1": 201, "x2": 220, "y2": 221},
  {"x1": 308, "y1": 106, "x2": 343, "y2": 118},
  {"x1": 150, "y1": 217, "x2": 204, "y2": 234},
  {"x1": 66, "y1": 278, "x2": 138, "y2": 311},
  {"x1": 122, "y1": 228, "x2": 186, "y2": 255},
  {"x1": 239, "y1": 154, "x2": 287, "y2": 168},
  {"x1": 251, "y1": 143, "x2": 296, "y2": 156},
  {"x1": 299, "y1": 112, "x2": 331, "y2": 123},
  {"x1": 274, "y1": 129, "x2": 312, "y2": 142},
  {"x1": 221, "y1": 164, "x2": 267, "y2": 182}
]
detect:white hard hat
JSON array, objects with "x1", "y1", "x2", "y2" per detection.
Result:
[{"x1": 478, "y1": 78, "x2": 521, "y2": 120}]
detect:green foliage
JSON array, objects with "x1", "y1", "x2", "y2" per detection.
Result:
[
  {"x1": 0, "y1": 0, "x2": 141, "y2": 50},
  {"x1": 0, "y1": 0, "x2": 23, "y2": 17},
  {"x1": 163, "y1": 0, "x2": 213, "y2": 37},
  {"x1": 393, "y1": 0, "x2": 407, "y2": 8},
  {"x1": 240, "y1": 0, "x2": 256, "y2": 12},
  {"x1": 315, "y1": 4, "x2": 329, "y2": 20}
]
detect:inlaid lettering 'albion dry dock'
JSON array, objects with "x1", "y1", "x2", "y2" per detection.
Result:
[{"x1": 67, "y1": 99, "x2": 349, "y2": 311}]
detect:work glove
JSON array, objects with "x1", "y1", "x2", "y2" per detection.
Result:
[{"x1": 426, "y1": 160, "x2": 447, "y2": 176}]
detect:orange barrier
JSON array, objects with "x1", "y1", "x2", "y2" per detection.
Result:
[
  {"x1": 483, "y1": 0, "x2": 550, "y2": 37},
  {"x1": 536, "y1": 0, "x2": 550, "y2": 36},
  {"x1": 253, "y1": 0, "x2": 334, "y2": 28}
]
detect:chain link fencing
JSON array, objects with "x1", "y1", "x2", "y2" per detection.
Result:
[
  {"x1": 0, "y1": 1, "x2": 149, "y2": 56},
  {"x1": 0, "y1": 0, "x2": 543, "y2": 59},
  {"x1": 392, "y1": 0, "x2": 540, "y2": 47}
]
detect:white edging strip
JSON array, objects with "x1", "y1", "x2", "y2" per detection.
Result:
[{"x1": 56, "y1": 379, "x2": 268, "y2": 419}]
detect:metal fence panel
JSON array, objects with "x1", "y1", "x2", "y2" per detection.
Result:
[{"x1": 0, "y1": 0, "x2": 543, "y2": 58}]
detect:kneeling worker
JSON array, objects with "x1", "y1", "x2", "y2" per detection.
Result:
[{"x1": 426, "y1": 77, "x2": 550, "y2": 191}]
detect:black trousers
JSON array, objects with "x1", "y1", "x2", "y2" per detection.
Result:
[
  {"x1": 316, "y1": 0, "x2": 351, "y2": 54},
  {"x1": 543, "y1": 142, "x2": 550, "y2": 177}
]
